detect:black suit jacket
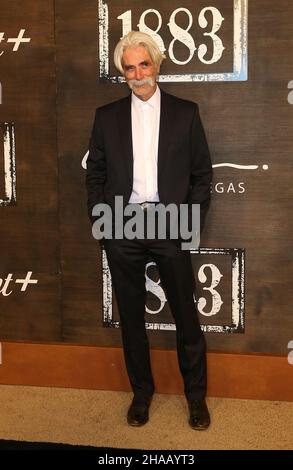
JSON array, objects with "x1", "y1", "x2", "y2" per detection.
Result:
[{"x1": 86, "y1": 89, "x2": 212, "y2": 228}]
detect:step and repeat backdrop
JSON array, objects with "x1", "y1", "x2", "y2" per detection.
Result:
[{"x1": 0, "y1": 0, "x2": 292, "y2": 356}]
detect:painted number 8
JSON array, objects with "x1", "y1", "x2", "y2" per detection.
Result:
[{"x1": 168, "y1": 8, "x2": 196, "y2": 65}]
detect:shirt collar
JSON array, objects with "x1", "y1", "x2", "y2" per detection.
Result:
[{"x1": 132, "y1": 85, "x2": 160, "y2": 109}]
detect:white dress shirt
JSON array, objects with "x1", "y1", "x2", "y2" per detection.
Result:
[{"x1": 129, "y1": 86, "x2": 161, "y2": 203}]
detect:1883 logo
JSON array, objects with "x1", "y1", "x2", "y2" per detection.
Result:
[
  {"x1": 102, "y1": 248, "x2": 245, "y2": 334},
  {"x1": 98, "y1": 0, "x2": 248, "y2": 82}
]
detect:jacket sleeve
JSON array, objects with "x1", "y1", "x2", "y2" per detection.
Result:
[
  {"x1": 85, "y1": 109, "x2": 107, "y2": 225},
  {"x1": 189, "y1": 104, "x2": 213, "y2": 230}
]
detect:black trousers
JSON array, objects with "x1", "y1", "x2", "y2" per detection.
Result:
[{"x1": 104, "y1": 237, "x2": 207, "y2": 401}]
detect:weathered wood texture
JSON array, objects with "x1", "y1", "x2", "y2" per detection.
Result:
[
  {"x1": 0, "y1": 0, "x2": 61, "y2": 340},
  {"x1": 0, "y1": 0, "x2": 293, "y2": 355}
]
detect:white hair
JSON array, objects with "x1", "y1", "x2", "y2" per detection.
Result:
[{"x1": 114, "y1": 31, "x2": 166, "y2": 74}]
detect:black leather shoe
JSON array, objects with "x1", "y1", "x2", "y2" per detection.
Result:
[
  {"x1": 188, "y1": 399, "x2": 210, "y2": 430},
  {"x1": 127, "y1": 396, "x2": 152, "y2": 427}
]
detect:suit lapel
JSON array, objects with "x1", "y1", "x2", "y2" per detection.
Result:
[
  {"x1": 117, "y1": 94, "x2": 133, "y2": 184},
  {"x1": 158, "y1": 90, "x2": 172, "y2": 177}
]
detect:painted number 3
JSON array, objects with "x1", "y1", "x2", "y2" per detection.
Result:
[
  {"x1": 197, "y1": 264, "x2": 223, "y2": 316},
  {"x1": 118, "y1": 7, "x2": 225, "y2": 65}
]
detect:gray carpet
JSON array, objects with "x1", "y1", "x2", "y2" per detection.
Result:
[{"x1": 0, "y1": 385, "x2": 292, "y2": 450}]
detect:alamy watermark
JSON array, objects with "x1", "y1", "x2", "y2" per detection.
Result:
[{"x1": 91, "y1": 196, "x2": 200, "y2": 250}]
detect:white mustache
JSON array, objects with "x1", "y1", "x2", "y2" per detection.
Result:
[{"x1": 128, "y1": 78, "x2": 154, "y2": 89}]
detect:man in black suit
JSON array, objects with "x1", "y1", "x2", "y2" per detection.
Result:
[{"x1": 86, "y1": 31, "x2": 212, "y2": 430}]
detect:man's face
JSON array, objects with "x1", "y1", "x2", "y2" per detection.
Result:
[{"x1": 122, "y1": 46, "x2": 159, "y2": 101}]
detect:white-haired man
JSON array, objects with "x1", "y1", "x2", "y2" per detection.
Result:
[{"x1": 86, "y1": 31, "x2": 212, "y2": 430}]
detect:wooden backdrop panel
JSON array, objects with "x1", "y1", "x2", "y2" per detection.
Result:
[
  {"x1": 0, "y1": 0, "x2": 61, "y2": 340},
  {"x1": 0, "y1": 0, "x2": 292, "y2": 357},
  {"x1": 55, "y1": 0, "x2": 293, "y2": 354}
]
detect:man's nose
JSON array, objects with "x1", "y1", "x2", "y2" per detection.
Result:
[{"x1": 134, "y1": 68, "x2": 143, "y2": 80}]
